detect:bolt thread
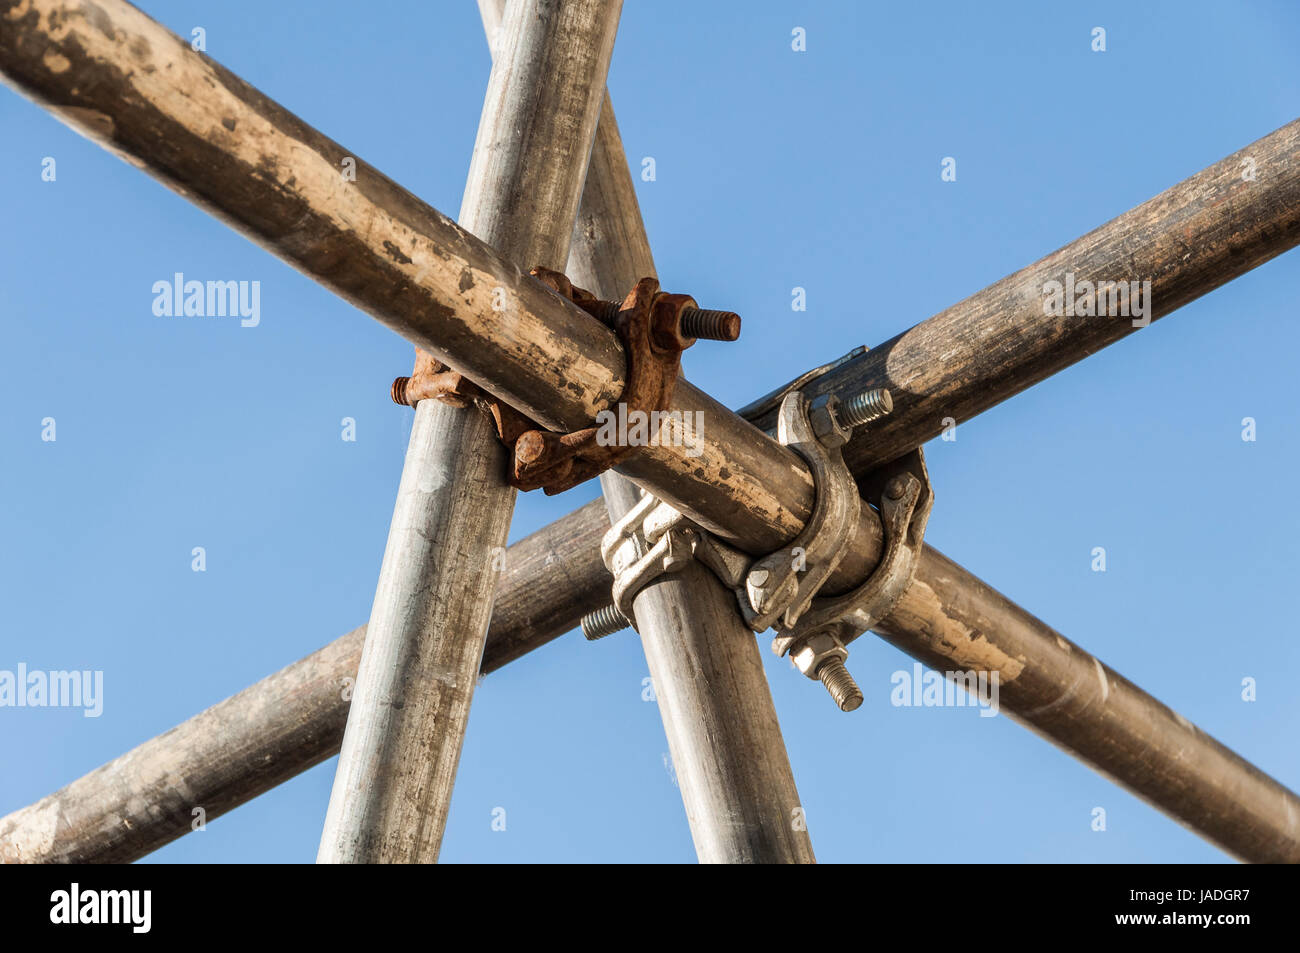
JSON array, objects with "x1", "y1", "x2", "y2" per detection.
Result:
[
  {"x1": 818, "y1": 660, "x2": 864, "y2": 712},
  {"x1": 681, "y1": 308, "x2": 741, "y2": 341},
  {"x1": 839, "y1": 388, "x2": 893, "y2": 428},
  {"x1": 581, "y1": 603, "x2": 630, "y2": 641},
  {"x1": 592, "y1": 300, "x2": 622, "y2": 328},
  {"x1": 590, "y1": 301, "x2": 740, "y2": 341},
  {"x1": 391, "y1": 376, "x2": 410, "y2": 405}
]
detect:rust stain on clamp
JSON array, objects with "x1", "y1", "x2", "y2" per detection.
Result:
[{"x1": 391, "y1": 266, "x2": 727, "y2": 495}]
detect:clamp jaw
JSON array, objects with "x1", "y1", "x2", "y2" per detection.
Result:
[
  {"x1": 392, "y1": 268, "x2": 740, "y2": 495},
  {"x1": 700, "y1": 387, "x2": 932, "y2": 710},
  {"x1": 595, "y1": 374, "x2": 933, "y2": 712},
  {"x1": 601, "y1": 491, "x2": 700, "y2": 629}
]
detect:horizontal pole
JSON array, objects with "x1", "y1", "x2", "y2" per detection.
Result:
[
  {"x1": 0, "y1": 502, "x2": 609, "y2": 863},
  {"x1": 877, "y1": 548, "x2": 1300, "y2": 861},
  {"x1": 746, "y1": 129, "x2": 1300, "y2": 476},
  {"x1": 4, "y1": 0, "x2": 1299, "y2": 863},
  {"x1": 12, "y1": 510, "x2": 1300, "y2": 863},
  {"x1": 0, "y1": 0, "x2": 817, "y2": 560}
]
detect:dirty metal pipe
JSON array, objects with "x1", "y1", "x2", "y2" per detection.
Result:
[
  {"x1": 315, "y1": 0, "x2": 622, "y2": 863},
  {"x1": 0, "y1": 505, "x2": 610, "y2": 864},
  {"x1": 3, "y1": 0, "x2": 1300, "y2": 862},
  {"x1": 558, "y1": 79, "x2": 814, "y2": 860}
]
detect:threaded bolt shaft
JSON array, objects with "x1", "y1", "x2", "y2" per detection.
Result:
[
  {"x1": 680, "y1": 308, "x2": 741, "y2": 342},
  {"x1": 592, "y1": 300, "x2": 622, "y2": 327},
  {"x1": 818, "y1": 659, "x2": 864, "y2": 712},
  {"x1": 391, "y1": 376, "x2": 411, "y2": 405},
  {"x1": 591, "y1": 300, "x2": 740, "y2": 341},
  {"x1": 581, "y1": 603, "x2": 630, "y2": 641},
  {"x1": 839, "y1": 388, "x2": 893, "y2": 429}
]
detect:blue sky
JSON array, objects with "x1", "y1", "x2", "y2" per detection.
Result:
[{"x1": 1, "y1": 0, "x2": 1298, "y2": 863}]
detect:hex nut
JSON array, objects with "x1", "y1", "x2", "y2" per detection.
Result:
[
  {"x1": 789, "y1": 629, "x2": 849, "y2": 679},
  {"x1": 809, "y1": 394, "x2": 850, "y2": 449}
]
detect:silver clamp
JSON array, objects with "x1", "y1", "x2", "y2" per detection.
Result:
[
  {"x1": 695, "y1": 387, "x2": 933, "y2": 711},
  {"x1": 588, "y1": 357, "x2": 934, "y2": 713},
  {"x1": 599, "y1": 492, "x2": 700, "y2": 633},
  {"x1": 776, "y1": 448, "x2": 932, "y2": 647},
  {"x1": 741, "y1": 390, "x2": 860, "y2": 632}
]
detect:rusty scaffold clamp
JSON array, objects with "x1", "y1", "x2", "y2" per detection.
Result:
[
  {"x1": 391, "y1": 266, "x2": 739, "y2": 495},
  {"x1": 584, "y1": 347, "x2": 933, "y2": 713}
]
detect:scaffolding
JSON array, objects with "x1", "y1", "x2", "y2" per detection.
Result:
[{"x1": 1, "y1": 0, "x2": 1298, "y2": 864}]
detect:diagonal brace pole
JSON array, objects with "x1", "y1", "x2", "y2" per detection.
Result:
[
  {"x1": 2, "y1": 0, "x2": 1298, "y2": 862},
  {"x1": 317, "y1": 0, "x2": 623, "y2": 863}
]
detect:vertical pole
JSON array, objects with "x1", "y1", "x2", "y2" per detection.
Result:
[
  {"x1": 560, "y1": 86, "x2": 816, "y2": 864},
  {"x1": 597, "y1": 477, "x2": 818, "y2": 863},
  {"x1": 318, "y1": 0, "x2": 623, "y2": 863}
]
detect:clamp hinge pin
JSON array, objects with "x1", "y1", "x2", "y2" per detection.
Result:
[
  {"x1": 818, "y1": 659, "x2": 864, "y2": 711},
  {"x1": 839, "y1": 388, "x2": 893, "y2": 429},
  {"x1": 581, "y1": 603, "x2": 631, "y2": 640}
]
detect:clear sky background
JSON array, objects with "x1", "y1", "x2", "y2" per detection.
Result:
[{"x1": 2, "y1": 0, "x2": 1298, "y2": 863}]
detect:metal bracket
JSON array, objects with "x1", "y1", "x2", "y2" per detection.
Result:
[
  {"x1": 587, "y1": 352, "x2": 933, "y2": 712},
  {"x1": 511, "y1": 271, "x2": 698, "y2": 494},
  {"x1": 392, "y1": 267, "x2": 737, "y2": 496},
  {"x1": 775, "y1": 447, "x2": 932, "y2": 652},
  {"x1": 600, "y1": 491, "x2": 699, "y2": 630},
  {"x1": 680, "y1": 384, "x2": 933, "y2": 710},
  {"x1": 741, "y1": 389, "x2": 860, "y2": 631}
]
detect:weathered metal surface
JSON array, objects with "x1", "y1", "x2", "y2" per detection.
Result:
[
  {"x1": 782, "y1": 448, "x2": 933, "y2": 647},
  {"x1": 2, "y1": 0, "x2": 1298, "y2": 864},
  {"x1": 511, "y1": 271, "x2": 699, "y2": 494},
  {"x1": 743, "y1": 390, "x2": 861, "y2": 633},
  {"x1": 316, "y1": 0, "x2": 624, "y2": 863},
  {"x1": 0, "y1": 0, "x2": 837, "y2": 567},
  {"x1": 390, "y1": 348, "x2": 479, "y2": 409},
  {"x1": 597, "y1": 474, "x2": 817, "y2": 864},
  {"x1": 876, "y1": 547, "x2": 1300, "y2": 863},
  {"x1": 557, "y1": 52, "x2": 815, "y2": 861},
  {"x1": 587, "y1": 298, "x2": 742, "y2": 342},
  {"x1": 393, "y1": 265, "x2": 739, "y2": 495},
  {"x1": 602, "y1": 492, "x2": 698, "y2": 625},
  {"x1": 579, "y1": 601, "x2": 630, "y2": 641},
  {"x1": 15, "y1": 503, "x2": 1300, "y2": 863},
  {"x1": 745, "y1": 131, "x2": 1300, "y2": 478},
  {"x1": 0, "y1": 500, "x2": 615, "y2": 863}
]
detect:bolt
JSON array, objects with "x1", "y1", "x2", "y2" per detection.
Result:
[
  {"x1": 661, "y1": 527, "x2": 696, "y2": 573},
  {"x1": 592, "y1": 300, "x2": 741, "y2": 341},
  {"x1": 809, "y1": 393, "x2": 850, "y2": 448},
  {"x1": 838, "y1": 388, "x2": 893, "y2": 429},
  {"x1": 817, "y1": 659, "x2": 864, "y2": 712},
  {"x1": 581, "y1": 603, "x2": 630, "y2": 641},
  {"x1": 391, "y1": 376, "x2": 411, "y2": 405},
  {"x1": 591, "y1": 300, "x2": 622, "y2": 327},
  {"x1": 681, "y1": 308, "x2": 741, "y2": 341},
  {"x1": 885, "y1": 476, "x2": 908, "y2": 500}
]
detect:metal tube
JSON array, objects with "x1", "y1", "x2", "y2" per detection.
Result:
[
  {"x1": 559, "y1": 83, "x2": 814, "y2": 860},
  {"x1": 0, "y1": 504, "x2": 611, "y2": 864},
  {"x1": 599, "y1": 476, "x2": 818, "y2": 863},
  {"x1": 316, "y1": 0, "x2": 623, "y2": 863},
  {"x1": 3, "y1": 0, "x2": 1299, "y2": 862}
]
